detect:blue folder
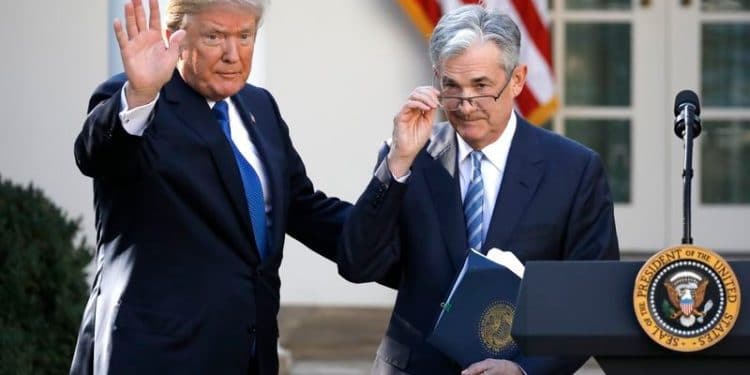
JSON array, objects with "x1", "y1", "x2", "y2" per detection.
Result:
[{"x1": 427, "y1": 249, "x2": 522, "y2": 367}]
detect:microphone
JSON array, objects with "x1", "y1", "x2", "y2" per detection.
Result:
[
  {"x1": 673, "y1": 90, "x2": 702, "y2": 244},
  {"x1": 673, "y1": 90, "x2": 702, "y2": 138}
]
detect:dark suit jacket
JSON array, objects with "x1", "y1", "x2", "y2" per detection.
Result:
[
  {"x1": 71, "y1": 71, "x2": 349, "y2": 375},
  {"x1": 338, "y1": 117, "x2": 619, "y2": 374}
]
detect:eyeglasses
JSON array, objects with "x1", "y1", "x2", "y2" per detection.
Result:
[{"x1": 437, "y1": 71, "x2": 514, "y2": 112}]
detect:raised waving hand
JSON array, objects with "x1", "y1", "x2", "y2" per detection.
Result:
[{"x1": 113, "y1": 0, "x2": 185, "y2": 107}]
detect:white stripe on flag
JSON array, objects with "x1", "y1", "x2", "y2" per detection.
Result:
[
  {"x1": 503, "y1": 4, "x2": 555, "y2": 102},
  {"x1": 532, "y1": 0, "x2": 550, "y2": 25},
  {"x1": 441, "y1": 0, "x2": 463, "y2": 11}
]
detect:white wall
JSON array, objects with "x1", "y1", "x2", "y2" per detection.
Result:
[
  {"x1": 263, "y1": 1, "x2": 432, "y2": 306},
  {"x1": 0, "y1": 1, "x2": 107, "y2": 252},
  {"x1": 0, "y1": 1, "x2": 432, "y2": 307}
]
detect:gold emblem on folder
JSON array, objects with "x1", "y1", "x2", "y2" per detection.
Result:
[
  {"x1": 633, "y1": 245, "x2": 741, "y2": 352},
  {"x1": 478, "y1": 301, "x2": 517, "y2": 355}
]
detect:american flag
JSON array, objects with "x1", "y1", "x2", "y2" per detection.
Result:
[{"x1": 397, "y1": 0, "x2": 557, "y2": 125}]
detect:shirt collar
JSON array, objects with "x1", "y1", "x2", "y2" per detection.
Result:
[
  {"x1": 456, "y1": 111, "x2": 517, "y2": 172},
  {"x1": 207, "y1": 99, "x2": 221, "y2": 108}
]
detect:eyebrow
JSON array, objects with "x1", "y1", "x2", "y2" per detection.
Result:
[
  {"x1": 474, "y1": 76, "x2": 495, "y2": 84},
  {"x1": 441, "y1": 76, "x2": 494, "y2": 85},
  {"x1": 200, "y1": 22, "x2": 255, "y2": 34},
  {"x1": 201, "y1": 27, "x2": 255, "y2": 34}
]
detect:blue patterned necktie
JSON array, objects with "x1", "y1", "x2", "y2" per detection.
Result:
[
  {"x1": 212, "y1": 100, "x2": 268, "y2": 260},
  {"x1": 464, "y1": 151, "x2": 484, "y2": 251}
]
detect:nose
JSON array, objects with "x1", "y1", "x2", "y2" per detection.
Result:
[
  {"x1": 222, "y1": 38, "x2": 241, "y2": 63},
  {"x1": 457, "y1": 98, "x2": 477, "y2": 114}
]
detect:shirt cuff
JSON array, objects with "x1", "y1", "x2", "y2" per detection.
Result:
[
  {"x1": 374, "y1": 156, "x2": 411, "y2": 186},
  {"x1": 119, "y1": 82, "x2": 158, "y2": 136},
  {"x1": 393, "y1": 171, "x2": 410, "y2": 183}
]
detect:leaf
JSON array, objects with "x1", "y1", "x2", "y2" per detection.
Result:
[{"x1": 661, "y1": 299, "x2": 676, "y2": 318}]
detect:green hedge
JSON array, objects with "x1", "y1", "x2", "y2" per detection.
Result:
[{"x1": 0, "y1": 175, "x2": 92, "y2": 375}]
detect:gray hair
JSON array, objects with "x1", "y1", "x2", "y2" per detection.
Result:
[
  {"x1": 429, "y1": 5, "x2": 520, "y2": 77},
  {"x1": 166, "y1": 0, "x2": 269, "y2": 31}
]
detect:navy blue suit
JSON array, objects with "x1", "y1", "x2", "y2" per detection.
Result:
[
  {"x1": 71, "y1": 71, "x2": 349, "y2": 375},
  {"x1": 338, "y1": 118, "x2": 619, "y2": 374}
]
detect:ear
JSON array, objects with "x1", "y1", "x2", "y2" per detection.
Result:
[
  {"x1": 165, "y1": 29, "x2": 184, "y2": 58},
  {"x1": 511, "y1": 64, "x2": 528, "y2": 98}
]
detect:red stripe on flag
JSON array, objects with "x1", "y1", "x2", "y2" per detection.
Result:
[
  {"x1": 416, "y1": 0, "x2": 443, "y2": 26},
  {"x1": 516, "y1": 87, "x2": 540, "y2": 119},
  {"x1": 509, "y1": 0, "x2": 552, "y2": 67}
]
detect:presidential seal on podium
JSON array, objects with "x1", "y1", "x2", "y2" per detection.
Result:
[{"x1": 633, "y1": 245, "x2": 741, "y2": 352}]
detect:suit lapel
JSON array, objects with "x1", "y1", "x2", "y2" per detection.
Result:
[
  {"x1": 423, "y1": 155, "x2": 467, "y2": 272},
  {"x1": 162, "y1": 72, "x2": 259, "y2": 263},
  {"x1": 482, "y1": 119, "x2": 544, "y2": 253},
  {"x1": 423, "y1": 122, "x2": 467, "y2": 271}
]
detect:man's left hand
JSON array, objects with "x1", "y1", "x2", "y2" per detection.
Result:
[{"x1": 462, "y1": 358, "x2": 524, "y2": 375}]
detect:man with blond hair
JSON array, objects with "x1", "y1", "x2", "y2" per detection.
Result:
[{"x1": 70, "y1": 0, "x2": 350, "y2": 373}]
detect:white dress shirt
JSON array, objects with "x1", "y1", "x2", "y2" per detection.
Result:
[
  {"x1": 118, "y1": 83, "x2": 271, "y2": 219},
  {"x1": 456, "y1": 112, "x2": 518, "y2": 243}
]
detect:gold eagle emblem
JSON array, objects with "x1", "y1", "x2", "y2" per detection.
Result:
[{"x1": 665, "y1": 278, "x2": 708, "y2": 319}]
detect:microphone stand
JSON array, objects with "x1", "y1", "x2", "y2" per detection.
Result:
[{"x1": 680, "y1": 106, "x2": 696, "y2": 245}]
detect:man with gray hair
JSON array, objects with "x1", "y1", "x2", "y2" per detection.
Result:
[
  {"x1": 71, "y1": 0, "x2": 350, "y2": 373},
  {"x1": 338, "y1": 5, "x2": 619, "y2": 374}
]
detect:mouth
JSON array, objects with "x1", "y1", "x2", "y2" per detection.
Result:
[
  {"x1": 456, "y1": 116, "x2": 483, "y2": 123},
  {"x1": 217, "y1": 72, "x2": 241, "y2": 79}
]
